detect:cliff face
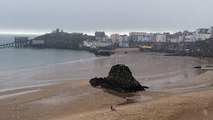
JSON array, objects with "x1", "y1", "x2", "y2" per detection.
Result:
[{"x1": 90, "y1": 64, "x2": 148, "y2": 92}]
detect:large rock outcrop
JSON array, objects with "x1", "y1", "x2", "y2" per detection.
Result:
[{"x1": 89, "y1": 64, "x2": 148, "y2": 92}]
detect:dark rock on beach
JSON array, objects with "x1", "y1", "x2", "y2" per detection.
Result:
[{"x1": 89, "y1": 64, "x2": 148, "y2": 92}]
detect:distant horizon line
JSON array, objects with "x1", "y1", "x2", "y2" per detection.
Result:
[
  {"x1": 0, "y1": 30, "x2": 180, "y2": 36},
  {"x1": 0, "y1": 27, "x2": 212, "y2": 36}
]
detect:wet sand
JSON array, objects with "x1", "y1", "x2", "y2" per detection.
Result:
[
  {"x1": 0, "y1": 48, "x2": 213, "y2": 120},
  {"x1": 0, "y1": 79, "x2": 172, "y2": 120},
  {"x1": 58, "y1": 88, "x2": 213, "y2": 120}
]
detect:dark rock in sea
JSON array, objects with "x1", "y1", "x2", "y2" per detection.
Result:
[
  {"x1": 89, "y1": 64, "x2": 148, "y2": 92},
  {"x1": 95, "y1": 50, "x2": 111, "y2": 56}
]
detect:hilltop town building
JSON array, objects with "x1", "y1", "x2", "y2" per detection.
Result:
[
  {"x1": 167, "y1": 36, "x2": 179, "y2": 43},
  {"x1": 129, "y1": 32, "x2": 144, "y2": 42},
  {"x1": 129, "y1": 32, "x2": 155, "y2": 42},
  {"x1": 155, "y1": 34, "x2": 167, "y2": 42},
  {"x1": 110, "y1": 34, "x2": 120, "y2": 43},
  {"x1": 83, "y1": 40, "x2": 112, "y2": 48},
  {"x1": 119, "y1": 35, "x2": 129, "y2": 48},
  {"x1": 184, "y1": 34, "x2": 195, "y2": 42},
  {"x1": 95, "y1": 31, "x2": 105, "y2": 41},
  {"x1": 195, "y1": 28, "x2": 211, "y2": 41}
]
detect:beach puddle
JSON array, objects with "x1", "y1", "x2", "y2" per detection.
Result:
[
  {"x1": 164, "y1": 83, "x2": 212, "y2": 92},
  {"x1": 0, "y1": 89, "x2": 40, "y2": 100},
  {"x1": 33, "y1": 96, "x2": 71, "y2": 105},
  {"x1": 32, "y1": 93, "x2": 89, "y2": 105},
  {"x1": 105, "y1": 90, "x2": 153, "y2": 105},
  {"x1": 139, "y1": 68, "x2": 210, "y2": 91},
  {"x1": 118, "y1": 95, "x2": 152, "y2": 105},
  {"x1": 201, "y1": 66, "x2": 213, "y2": 70}
]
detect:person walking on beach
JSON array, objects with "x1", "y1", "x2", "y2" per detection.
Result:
[{"x1": 111, "y1": 105, "x2": 116, "y2": 111}]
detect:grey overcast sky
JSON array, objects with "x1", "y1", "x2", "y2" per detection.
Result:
[{"x1": 0, "y1": 0, "x2": 212, "y2": 35}]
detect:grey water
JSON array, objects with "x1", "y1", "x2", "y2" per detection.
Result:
[
  {"x1": 0, "y1": 34, "x2": 95, "y2": 73},
  {"x1": 0, "y1": 48, "x2": 96, "y2": 73}
]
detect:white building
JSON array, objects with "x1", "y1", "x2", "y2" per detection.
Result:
[
  {"x1": 83, "y1": 40, "x2": 112, "y2": 48},
  {"x1": 138, "y1": 33, "x2": 155, "y2": 42},
  {"x1": 185, "y1": 35, "x2": 194, "y2": 42},
  {"x1": 179, "y1": 36, "x2": 185, "y2": 42},
  {"x1": 95, "y1": 31, "x2": 106, "y2": 41},
  {"x1": 170, "y1": 38, "x2": 179, "y2": 43},
  {"x1": 129, "y1": 32, "x2": 145, "y2": 42},
  {"x1": 195, "y1": 28, "x2": 211, "y2": 41},
  {"x1": 155, "y1": 34, "x2": 167, "y2": 42},
  {"x1": 129, "y1": 32, "x2": 155, "y2": 42},
  {"x1": 119, "y1": 35, "x2": 129, "y2": 48}
]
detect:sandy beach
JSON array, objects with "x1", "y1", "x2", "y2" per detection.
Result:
[{"x1": 0, "y1": 48, "x2": 213, "y2": 120}]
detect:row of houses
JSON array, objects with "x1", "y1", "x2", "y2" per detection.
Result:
[
  {"x1": 83, "y1": 26, "x2": 213, "y2": 48},
  {"x1": 128, "y1": 27, "x2": 213, "y2": 43},
  {"x1": 83, "y1": 31, "x2": 130, "y2": 48},
  {"x1": 110, "y1": 34, "x2": 129, "y2": 47}
]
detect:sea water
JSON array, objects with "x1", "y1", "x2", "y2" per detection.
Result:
[
  {"x1": 0, "y1": 34, "x2": 96, "y2": 74},
  {"x1": 0, "y1": 34, "x2": 96, "y2": 90}
]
